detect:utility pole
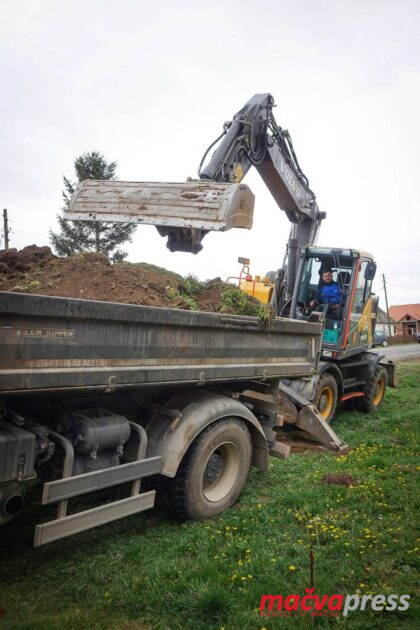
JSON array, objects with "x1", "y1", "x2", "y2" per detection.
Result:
[
  {"x1": 382, "y1": 273, "x2": 393, "y2": 343},
  {"x1": 2, "y1": 209, "x2": 10, "y2": 250}
]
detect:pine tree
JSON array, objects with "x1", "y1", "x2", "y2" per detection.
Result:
[{"x1": 50, "y1": 151, "x2": 136, "y2": 261}]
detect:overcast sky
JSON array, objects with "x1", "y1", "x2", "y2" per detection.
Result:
[{"x1": 1, "y1": 0, "x2": 419, "y2": 308}]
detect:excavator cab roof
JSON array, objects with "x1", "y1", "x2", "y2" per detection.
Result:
[{"x1": 304, "y1": 246, "x2": 375, "y2": 262}]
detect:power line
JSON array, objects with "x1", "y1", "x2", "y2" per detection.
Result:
[
  {"x1": 9, "y1": 217, "x2": 52, "y2": 229},
  {"x1": 11, "y1": 227, "x2": 49, "y2": 234},
  {"x1": 10, "y1": 228, "x2": 51, "y2": 238}
]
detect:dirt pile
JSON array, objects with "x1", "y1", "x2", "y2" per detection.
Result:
[
  {"x1": 322, "y1": 472, "x2": 356, "y2": 486},
  {"x1": 0, "y1": 245, "x2": 268, "y2": 316}
]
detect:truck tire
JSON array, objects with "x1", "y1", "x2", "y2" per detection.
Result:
[
  {"x1": 314, "y1": 373, "x2": 338, "y2": 423},
  {"x1": 166, "y1": 418, "x2": 252, "y2": 520},
  {"x1": 358, "y1": 365, "x2": 388, "y2": 412}
]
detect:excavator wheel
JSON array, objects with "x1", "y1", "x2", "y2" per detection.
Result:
[
  {"x1": 314, "y1": 373, "x2": 338, "y2": 424},
  {"x1": 358, "y1": 366, "x2": 388, "y2": 412}
]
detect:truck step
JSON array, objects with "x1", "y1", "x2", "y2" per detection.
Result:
[
  {"x1": 41, "y1": 456, "x2": 161, "y2": 504},
  {"x1": 34, "y1": 491, "x2": 155, "y2": 547}
]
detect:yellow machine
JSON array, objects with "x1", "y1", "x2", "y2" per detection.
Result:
[{"x1": 227, "y1": 257, "x2": 275, "y2": 304}]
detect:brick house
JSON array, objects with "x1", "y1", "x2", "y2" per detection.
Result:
[{"x1": 388, "y1": 304, "x2": 420, "y2": 337}]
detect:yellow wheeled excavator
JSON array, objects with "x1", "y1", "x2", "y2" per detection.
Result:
[{"x1": 67, "y1": 93, "x2": 396, "y2": 423}]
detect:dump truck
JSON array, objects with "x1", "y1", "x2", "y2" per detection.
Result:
[{"x1": 0, "y1": 290, "x2": 343, "y2": 546}]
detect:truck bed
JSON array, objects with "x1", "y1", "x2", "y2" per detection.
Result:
[{"x1": 0, "y1": 292, "x2": 322, "y2": 395}]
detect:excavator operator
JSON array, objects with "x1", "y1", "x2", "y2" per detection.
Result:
[{"x1": 309, "y1": 268, "x2": 341, "y2": 320}]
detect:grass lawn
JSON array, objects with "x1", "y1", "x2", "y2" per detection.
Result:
[{"x1": 0, "y1": 362, "x2": 419, "y2": 630}]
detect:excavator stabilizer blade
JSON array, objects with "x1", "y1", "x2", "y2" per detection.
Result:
[
  {"x1": 278, "y1": 384, "x2": 348, "y2": 452},
  {"x1": 295, "y1": 404, "x2": 348, "y2": 452},
  {"x1": 65, "y1": 180, "x2": 255, "y2": 253}
]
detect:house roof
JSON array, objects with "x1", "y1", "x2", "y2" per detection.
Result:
[
  {"x1": 377, "y1": 307, "x2": 395, "y2": 324},
  {"x1": 389, "y1": 304, "x2": 420, "y2": 322}
]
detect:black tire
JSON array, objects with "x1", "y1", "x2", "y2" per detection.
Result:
[
  {"x1": 314, "y1": 373, "x2": 338, "y2": 423},
  {"x1": 358, "y1": 366, "x2": 388, "y2": 412},
  {"x1": 165, "y1": 418, "x2": 252, "y2": 520}
]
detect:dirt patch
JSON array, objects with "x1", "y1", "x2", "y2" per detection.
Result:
[
  {"x1": 322, "y1": 472, "x2": 357, "y2": 486},
  {"x1": 276, "y1": 430, "x2": 341, "y2": 455},
  {"x1": 0, "y1": 245, "x2": 264, "y2": 315}
]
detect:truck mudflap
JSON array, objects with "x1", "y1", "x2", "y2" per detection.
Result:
[{"x1": 34, "y1": 422, "x2": 161, "y2": 547}]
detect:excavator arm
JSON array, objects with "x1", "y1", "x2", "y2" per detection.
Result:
[
  {"x1": 66, "y1": 93, "x2": 325, "y2": 299},
  {"x1": 198, "y1": 93, "x2": 325, "y2": 298}
]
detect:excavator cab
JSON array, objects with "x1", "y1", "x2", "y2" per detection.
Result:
[{"x1": 291, "y1": 246, "x2": 378, "y2": 359}]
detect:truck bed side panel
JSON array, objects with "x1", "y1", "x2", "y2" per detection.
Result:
[{"x1": 0, "y1": 293, "x2": 322, "y2": 394}]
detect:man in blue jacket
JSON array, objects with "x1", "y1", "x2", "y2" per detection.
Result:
[{"x1": 309, "y1": 268, "x2": 341, "y2": 319}]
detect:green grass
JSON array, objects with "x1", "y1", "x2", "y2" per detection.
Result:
[{"x1": 0, "y1": 363, "x2": 419, "y2": 630}]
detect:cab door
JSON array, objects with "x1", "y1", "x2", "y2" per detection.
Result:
[{"x1": 344, "y1": 259, "x2": 376, "y2": 352}]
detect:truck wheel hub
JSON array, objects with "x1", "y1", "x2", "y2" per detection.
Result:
[
  {"x1": 204, "y1": 451, "x2": 224, "y2": 484},
  {"x1": 202, "y1": 442, "x2": 241, "y2": 502}
]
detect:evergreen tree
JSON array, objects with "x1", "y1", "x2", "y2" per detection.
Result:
[{"x1": 50, "y1": 151, "x2": 136, "y2": 261}]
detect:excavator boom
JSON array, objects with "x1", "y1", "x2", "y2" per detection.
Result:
[{"x1": 66, "y1": 93, "x2": 325, "y2": 297}]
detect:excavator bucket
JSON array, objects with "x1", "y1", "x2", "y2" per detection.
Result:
[{"x1": 65, "y1": 180, "x2": 255, "y2": 253}]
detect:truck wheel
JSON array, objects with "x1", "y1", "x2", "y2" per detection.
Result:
[
  {"x1": 359, "y1": 366, "x2": 388, "y2": 412},
  {"x1": 166, "y1": 418, "x2": 252, "y2": 520},
  {"x1": 314, "y1": 373, "x2": 338, "y2": 423}
]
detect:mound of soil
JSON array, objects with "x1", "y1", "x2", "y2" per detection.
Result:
[
  {"x1": 322, "y1": 472, "x2": 356, "y2": 486},
  {"x1": 0, "y1": 245, "x2": 262, "y2": 315}
]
